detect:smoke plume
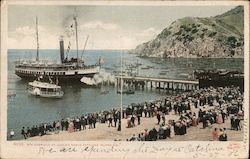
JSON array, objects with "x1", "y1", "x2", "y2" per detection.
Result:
[{"x1": 80, "y1": 69, "x2": 115, "y2": 86}]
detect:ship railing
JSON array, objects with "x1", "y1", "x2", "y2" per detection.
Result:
[
  {"x1": 83, "y1": 64, "x2": 99, "y2": 69},
  {"x1": 40, "y1": 90, "x2": 63, "y2": 95},
  {"x1": 16, "y1": 64, "x2": 99, "y2": 71}
]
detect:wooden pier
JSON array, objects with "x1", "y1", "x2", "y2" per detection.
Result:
[{"x1": 115, "y1": 76, "x2": 199, "y2": 91}]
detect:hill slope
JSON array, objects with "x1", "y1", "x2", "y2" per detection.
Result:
[{"x1": 130, "y1": 6, "x2": 244, "y2": 58}]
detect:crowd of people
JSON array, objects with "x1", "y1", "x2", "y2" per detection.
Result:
[
  {"x1": 212, "y1": 128, "x2": 228, "y2": 141},
  {"x1": 20, "y1": 109, "x2": 121, "y2": 139},
  {"x1": 19, "y1": 86, "x2": 244, "y2": 141},
  {"x1": 126, "y1": 86, "x2": 244, "y2": 141}
]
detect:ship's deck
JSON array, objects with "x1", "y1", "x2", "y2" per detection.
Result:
[
  {"x1": 15, "y1": 64, "x2": 100, "y2": 72},
  {"x1": 28, "y1": 81, "x2": 61, "y2": 89}
]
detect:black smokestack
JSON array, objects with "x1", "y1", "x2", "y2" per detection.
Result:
[{"x1": 59, "y1": 36, "x2": 65, "y2": 63}]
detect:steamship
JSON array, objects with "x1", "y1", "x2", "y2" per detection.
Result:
[
  {"x1": 194, "y1": 69, "x2": 244, "y2": 91},
  {"x1": 15, "y1": 17, "x2": 100, "y2": 83}
]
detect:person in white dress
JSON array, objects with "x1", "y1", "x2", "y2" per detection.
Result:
[{"x1": 170, "y1": 124, "x2": 175, "y2": 138}]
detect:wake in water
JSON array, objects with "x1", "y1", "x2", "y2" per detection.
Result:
[{"x1": 80, "y1": 69, "x2": 115, "y2": 86}]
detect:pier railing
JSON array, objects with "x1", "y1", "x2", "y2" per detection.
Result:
[{"x1": 115, "y1": 75, "x2": 199, "y2": 91}]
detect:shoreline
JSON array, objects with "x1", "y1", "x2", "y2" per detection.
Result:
[{"x1": 27, "y1": 108, "x2": 243, "y2": 141}]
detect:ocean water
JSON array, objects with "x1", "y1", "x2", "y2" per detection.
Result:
[{"x1": 7, "y1": 49, "x2": 244, "y2": 140}]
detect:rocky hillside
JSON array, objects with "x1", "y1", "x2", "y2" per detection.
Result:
[{"x1": 130, "y1": 6, "x2": 244, "y2": 58}]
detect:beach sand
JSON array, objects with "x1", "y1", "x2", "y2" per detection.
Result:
[{"x1": 28, "y1": 105, "x2": 243, "y2": 141}]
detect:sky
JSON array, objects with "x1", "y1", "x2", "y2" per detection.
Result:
[{"x1": 8, "y1": 5, "x2": 237, "y2": 50}]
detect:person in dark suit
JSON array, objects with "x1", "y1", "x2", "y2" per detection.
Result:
[
  {"x1": 131, "y1": 115, "x2": 135, "y2": 127},
  {"x1": 114, "y1": 113, "x2": 118, "y2": 127},
  {"x1": 52, "y1": 121, "x2": 56, "y2": 131},
  {"x1": 93, "y1": 115, "x2": 97, "y2": 128},
  {"x1": 65, "y1": 120, "x2": 69, "y2": 131},
  {"x1": 235, "y1": 117, "x2": 241, "y2": 131},
  {"x1": 137, "y1": 114, "x2": 141, "y2": 125},
  {"x1": 156, "y1": 112, "x2": 161, "y2": 125},
  {"x1": 198, "y1": 109, "x2": 203, "y2": 122},
  {"x1": 61, "y1": 119, "x2": 65, "y2": 131},
  {"x1": 31, "y1": 126, "x2": 35, "y2": 137},
  {"x1": 117, "y1": 119, "x2": 121, "y2": 131},
  {"x1": 148, "y1": 129, "x2": 153, "y2": 141},
  {"x1": 221, "y1": 110, "x2": 226, "y2": 123},
  {"x1": 151, "y1": 128, "x2": 158, "y2": 141},
  {"x1": 79, "y1": 118, "x2": 84, "y2": 131},
  {"x1": 34, "y1": 125, "x2": 38, "y2": 136},
  {"x1": 158, "y1": 126, "x2": 165, "y2": 139},
  {"x1": 174, "y1": 104, "x2": 178, "y2": 115},
  {"x1": 202, "y1": 115, "x2": 207, "y2": 129},
  {"x1": 39, "y1": 125, "x2": 44, "y2": 136},
  {"x1": 161, "y1": 115, "x2": 166, "y2": 125},
  {"x1": 88, "y1": 116, "x2": 93, "y2": 129},
  {"x1": 26, "y1": 127, "x2": 31, "y2": 137},
  {"x1": 21, "y1": 127, "x2": 27, "y2": 139}
]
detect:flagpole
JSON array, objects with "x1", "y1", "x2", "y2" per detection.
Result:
[
  {"x1": 36, "y1": 16, "x2": 39, "y2": 62},
  {"x1": 118, "y1": 36, "x2": 123, "y2": 132},
  {"x1": 120, "y1": 48, "x2": 123, "y2": 112}
]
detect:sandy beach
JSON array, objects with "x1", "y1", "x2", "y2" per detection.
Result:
[{"x1": 28, "y1": 105, "x2": 243, "y2": 141}]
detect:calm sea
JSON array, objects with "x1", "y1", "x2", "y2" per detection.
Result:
[{"x1": 7, "y1": 49, "x2": 244, "y2": 140}]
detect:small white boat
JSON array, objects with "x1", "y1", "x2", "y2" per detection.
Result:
[{"x1": 28, "y1": 80, "x2": 64, "y2": 98}]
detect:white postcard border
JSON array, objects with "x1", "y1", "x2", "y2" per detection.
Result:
[{"x1": 1, "y1": 1, "x2": 249, "y2": 159}]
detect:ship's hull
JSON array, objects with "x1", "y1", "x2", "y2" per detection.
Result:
[
  {"x1": 194, "y1": 69, "x2": 244, "y2": 92},
  {"x1": 198, "y1": 78, "x2": 244, "y2": 92},
  {"x1": 15, "y1": 65, "x2": 100, "y2": 84},
  {"x1": 15, "y1": 72, "x2": 97, "y2": 83}
]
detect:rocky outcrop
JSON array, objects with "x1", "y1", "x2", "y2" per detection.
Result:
[{"x1": 130, "y1": 6, "x2": 244, "y2": 58}]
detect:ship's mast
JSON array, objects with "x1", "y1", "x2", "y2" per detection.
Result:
[
  {"x1": 36, "y1": 16, "x2": 39, "y2": 62},
  {"x1": 74, "y1": 16, "x2": 79, "y2": 67},
  {"x1": 81, "y1": 35, "x2": 89, "y2": 60}
]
